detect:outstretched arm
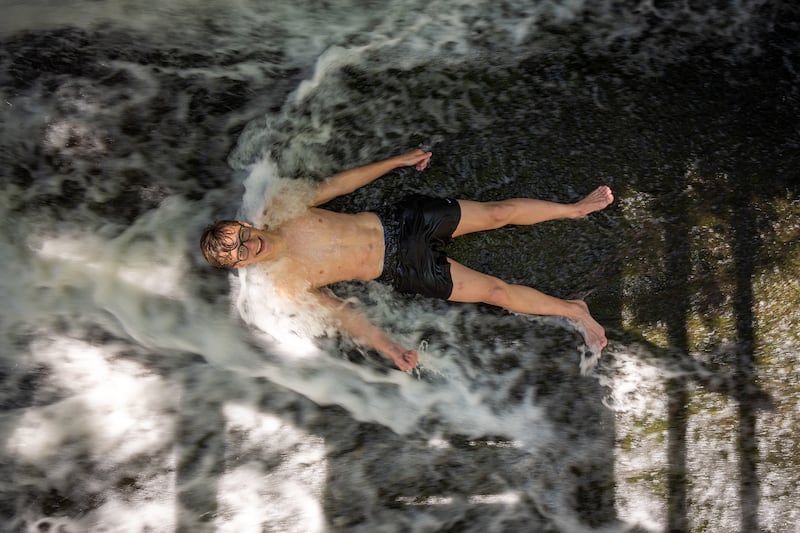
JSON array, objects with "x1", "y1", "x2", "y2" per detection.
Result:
[
  {"x1": 311, "y1": 149, "x2": 432, "y2": 206},
  {"x1": 311, "y1": 289, "x2": 418, "y2": 371}
]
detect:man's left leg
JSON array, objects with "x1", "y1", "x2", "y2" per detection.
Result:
[
  {"x1": 447, "y1": 259, "x2": 607, "y2": 349},
  {"x1": 453, "y1": 186, "x2": 613, "y2": 237}
]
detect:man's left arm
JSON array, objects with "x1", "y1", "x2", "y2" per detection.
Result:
[
  {"x1": 310, "y1": 289, "x2": 419, "y2": 371},
  {"x1": 311, "y1": 149, "x2": 432, "y2": 206}
]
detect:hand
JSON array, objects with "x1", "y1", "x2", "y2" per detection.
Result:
[
  {"x1": 388, "y1": 343, "x2": 419, "y2": 371},
  {"x1": 395, "y1": 149, "x2": 432, "y2": 171}
]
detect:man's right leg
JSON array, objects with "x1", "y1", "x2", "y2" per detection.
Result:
[
  {"x1": 447, "y1": 259, "x2": 607, "y2": 349},
  {"x1": 453, "y1": 186, "x2": 613, "y2": 237}
]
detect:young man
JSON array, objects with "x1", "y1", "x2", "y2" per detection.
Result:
[{"x1": 201, "y1": 149, "x2": 613, "y2": 371}]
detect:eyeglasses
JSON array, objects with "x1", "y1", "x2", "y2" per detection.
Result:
[{"x1": 233, "y1": 224, "x2": 252, "y2": 265}]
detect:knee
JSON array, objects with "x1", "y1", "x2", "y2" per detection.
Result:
[
  {"x1": 486, "y1": 202, "x2": 516, "y2": 227},
  {"x1": 484, "y1": 280, "x2": 512, "y2": 308}
]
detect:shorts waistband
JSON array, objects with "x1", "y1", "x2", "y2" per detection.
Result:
[{"x1": 373, "y1": 205, "x2": 400, "y2": 285}]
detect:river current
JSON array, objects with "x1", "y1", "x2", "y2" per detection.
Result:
[{"x1": 1, "y1": 1, "x2": 798, "y2": 532}]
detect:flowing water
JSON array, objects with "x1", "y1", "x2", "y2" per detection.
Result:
[{"x1": 1, "y1": 1, "x2": 799, "y2": 532}]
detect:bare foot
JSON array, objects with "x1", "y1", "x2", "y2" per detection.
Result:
[
  {"x1": 568, "y1": 300, "x2": 607, "y2": 350},
  {"x1": 571, "y1": 186, "x2": 614, "y2": 218}
]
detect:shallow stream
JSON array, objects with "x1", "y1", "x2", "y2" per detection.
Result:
[{"x1": 1, "y1": 1, "x2": 798, "y2": 531}]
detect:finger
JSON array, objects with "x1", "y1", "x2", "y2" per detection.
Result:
[
  {"x1": 416, "y1": 155, "x2": 431, "y2": 171},
  {"x1": 403, "y1": 350, "x2": 419, "y2": 367}
]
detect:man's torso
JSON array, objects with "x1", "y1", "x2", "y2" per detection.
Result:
[{"x1": 272, "y1": 208, "x2": 384, "y2": 289}]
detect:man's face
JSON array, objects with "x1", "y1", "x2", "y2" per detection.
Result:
[{"x1": 216, "y1": 221, "x2": 269, "y2": 268}]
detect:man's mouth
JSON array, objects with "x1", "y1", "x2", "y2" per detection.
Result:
[{"x1": 255, "y1": 237, "x2": 263, "y2": 256}]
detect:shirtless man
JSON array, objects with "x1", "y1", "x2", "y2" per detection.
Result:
[{"x1": 201, "y1": 149, "x2": 613, "y2": 371}]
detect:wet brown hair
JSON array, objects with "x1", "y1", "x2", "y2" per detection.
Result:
[{"x1": 200, "y1": 220, "x2": 242, "y2": 268}]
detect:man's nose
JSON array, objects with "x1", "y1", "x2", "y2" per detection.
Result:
[{"x1": 243, "y1": 232, "x2": 259, "y2": 254}]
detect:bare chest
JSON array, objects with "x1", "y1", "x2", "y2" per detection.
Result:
[{"x1": 278, "y1": 211, "x2": 384, "y2": 286}]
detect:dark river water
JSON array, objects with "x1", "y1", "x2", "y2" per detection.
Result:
[{"x1": 1, "y1": 1, "x2": 798, "y2": 531}]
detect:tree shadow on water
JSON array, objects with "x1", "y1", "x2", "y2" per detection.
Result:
[
  {"x1": 657, "y1": 172, "x2": 771, "y2": 533},
  {"x1": 610, "y1": 74, "x2": 794, "y2": 530}
]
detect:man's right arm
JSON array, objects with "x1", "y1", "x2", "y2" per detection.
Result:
[
  {"x1": 310, "y1": 149, "x2": 432, "y2": 206},
  {"x1": 310, "y1": 289, "x2": 418, "y2": 371}
]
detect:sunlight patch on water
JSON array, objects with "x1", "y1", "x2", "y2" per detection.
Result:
[
  {"x1": 44, "y1": 119, "x2": 107, "y2": 157},
  {"x1": 396, "y1": 492, "x2": 521, "y2": 506},
  {"x1": 4, "y1": 336, "x2": 178, "y2": 531},
  {"x1": 594, "y1": 347, "x2": 670, "y2": 530},
  {"x1": 218, "y1": 402, "x2": 328, "y2": 533},
  {"x1": 7, "y1": 336, "x2": 173, "y2": 463}
]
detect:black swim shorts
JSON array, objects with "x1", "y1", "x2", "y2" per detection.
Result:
[{"x1": 374, "y1": 194, "x2": 461, "y2": 299}]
